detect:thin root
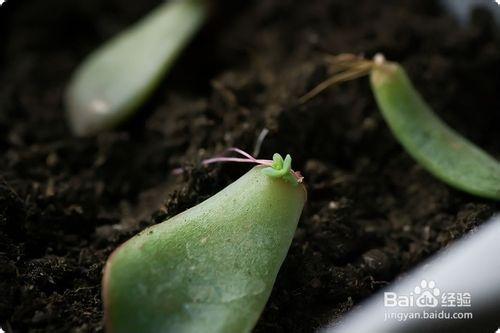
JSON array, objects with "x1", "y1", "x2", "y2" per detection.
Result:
[
  {"x1": 253, "y1": 128, "x2": 270, "y2": 157},
  {"x1": 298, "y1": 53, "x2": 378, "y2": 104},
  {"x1": 173, "y1": 147, "x2": 304, "y2": 184}
]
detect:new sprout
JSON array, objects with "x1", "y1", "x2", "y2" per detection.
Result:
[
  {"x1": 301, "y1": 54, "x2": 500, "y2": 200},
  {"x1": 190, "y1": 147, "x2": 304, "y2": 185},
  {"x1": 66, "y1": 0, "x2": 208, "y2": 136},
  {"x1": 103, "y1": 151, "x2": 306, "y2": 332}
]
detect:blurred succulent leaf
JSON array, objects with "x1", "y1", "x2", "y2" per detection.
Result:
[{"x1": 66, "y1": 0, "x2": 208, "y2": 136}]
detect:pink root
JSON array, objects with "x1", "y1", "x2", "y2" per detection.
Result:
[
  {"x1": 172, "y1": 147, "x2": 303, "y2": 183},
  {"x1": 202, "y1": 147, "x2": 273, "y2": 167}
]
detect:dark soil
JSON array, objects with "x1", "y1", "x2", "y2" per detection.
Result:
[{"x1": 1, "y1": 0, "x2": 500, "y2": 332}]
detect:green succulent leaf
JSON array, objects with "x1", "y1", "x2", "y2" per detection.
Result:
[
  {"x1": 103, "y1": 166, "x2": 306, "y2": 333},
  {"x1": 371, "y1": 61, "x2": 500, "y2": 200},
  {"x1": 66, "y1": 0, "x2": 208, "y2": 136}
]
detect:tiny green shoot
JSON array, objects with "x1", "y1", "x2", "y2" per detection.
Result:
[
  {"x1": 66, "y1": 0, "x2": 208, "y2": 136},
  {"x1": 262, "y1": 153, "x2": 300, "y2": 186},
  {"x1": 103, "y1": 150, "x2": 306, "y2": 333},
  {"x1": 300, "y1": 54, "x2": 500, "y2": 200}
]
